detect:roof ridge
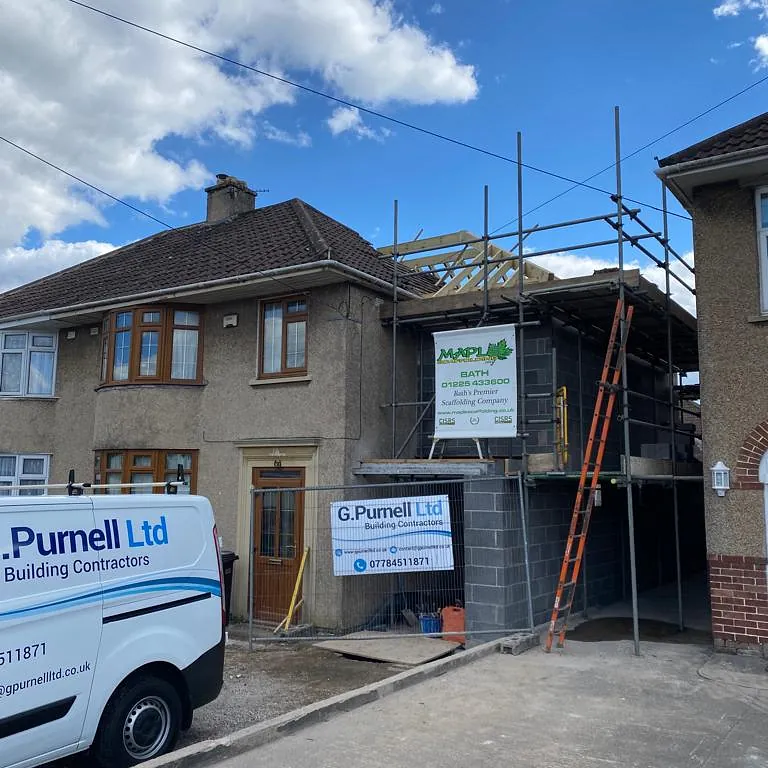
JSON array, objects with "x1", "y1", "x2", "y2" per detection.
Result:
[{"x1": 290, "y1": 199, "x2": 331, "y2": 259}]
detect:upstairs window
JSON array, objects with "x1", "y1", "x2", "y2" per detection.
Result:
[
  {"x1": 0, "y1": 454, "x2": 49, "y2": 496},
  {"x1": 758, "y1": 189, "x2": 768, "y2": 314},
  {"x1": 260, "y1": 297, "x2": 307, "y2": 378},
  {"x1": 0, "y1": 331, "x2": 57, "y2": 397},
  {"x1": 101, "y1": 307, "x2": 202, "y2": 385}
]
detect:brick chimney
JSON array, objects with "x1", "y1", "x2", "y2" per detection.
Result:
[{"x1": 205, "y1": 174, "x2": 257, "y2": 223}]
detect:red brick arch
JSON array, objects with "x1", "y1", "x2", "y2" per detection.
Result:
[{"x1": 734, "y1": 420, "x2": 768, "y2": 490}]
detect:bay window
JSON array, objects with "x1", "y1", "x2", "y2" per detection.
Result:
[
  {"x1": 94, "y1": 450, "x2": 198, "y2": 494},
  {"x1": 101, "y1": 306, "x2": 202, "y2": 385},
  {"x1": 0, "y1": 331, "x2": 57, "y2": 396},
  {"x1": 259, "y1": 297, "x2": 307, "y2": 377}
]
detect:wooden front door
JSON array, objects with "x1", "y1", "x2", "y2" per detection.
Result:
[{"x1": 252, "y1": 467, "x2": 305, "y2": 622}]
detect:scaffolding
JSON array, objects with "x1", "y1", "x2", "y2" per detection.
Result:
[{"x1": 378, "y1": 108, "x2": 699, "y2": 656}]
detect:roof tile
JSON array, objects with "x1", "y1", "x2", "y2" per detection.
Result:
[{"x1": 0, "y1": 198, "x2": 434, "y2": 321}]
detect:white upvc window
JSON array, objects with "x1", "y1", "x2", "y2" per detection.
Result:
[
  {"x1": 0, "y1": 331, "x2": 57, "y2": 396},
  {"x1": 757, "y1": 188, "x2": 768, "y2": 314},
  {"x1": 0, "y1": 454, "x2": 49, "y2": 496}
]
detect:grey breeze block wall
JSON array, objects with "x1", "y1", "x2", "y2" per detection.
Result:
[{"x1": 462, "y1": 470, "x2": 624, "y2": 640}]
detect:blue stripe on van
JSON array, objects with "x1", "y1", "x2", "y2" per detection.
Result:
[{"x1": 0, "y1": 577, "x2": 221, "y2": 622}]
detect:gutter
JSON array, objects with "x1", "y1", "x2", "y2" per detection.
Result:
[{"x1": 0, "y1": 261, "x2": 422, "y2": 328}]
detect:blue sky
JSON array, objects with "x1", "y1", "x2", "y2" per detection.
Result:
[{"x1": 2, "y1": 0, "x2": 768, "y2": 313}]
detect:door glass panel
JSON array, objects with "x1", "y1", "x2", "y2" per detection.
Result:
[
  {"x1": 279, "y1": 490, "x2": 296, "y2": 558},
  {"x1": 285, "y1": 321, "x2": 306, "y2": 369},
  {"x1": 260, "y1": 491, "x2": 277, "y2": 556},
  {"x1": 28, "y1": 351, "x2": 54, "y2": 394},
  {"x1": 258, "y1": 470, "x2": 303, "y2": 479},
  {"x1": 0, "y1": 352, "x2": 22, "y2": 392}
]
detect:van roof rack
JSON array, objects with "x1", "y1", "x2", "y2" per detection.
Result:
[{"x1": 0, "y1": 465, "x2": 189, "y2": 497}]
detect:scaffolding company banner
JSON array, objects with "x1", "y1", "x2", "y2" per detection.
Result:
[
  {"x1": 330, "y1": 494, "x2": 453, "y2": 576},
  {"x1": 433, "y1": 324, "x2": 518, "y2": 439}
]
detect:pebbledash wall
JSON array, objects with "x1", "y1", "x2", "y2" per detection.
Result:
[{"x1": 687, "y1": 182, "x2": 768, "y2": 655}]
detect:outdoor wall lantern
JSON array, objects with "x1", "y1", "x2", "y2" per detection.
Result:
[{"x1": 710, "y1": 461, "x2": 730, "y2": 497}]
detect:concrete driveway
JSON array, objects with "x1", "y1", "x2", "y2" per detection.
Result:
[{"x1": 214, "y1": 639, "x2": 768, "y2": 768}]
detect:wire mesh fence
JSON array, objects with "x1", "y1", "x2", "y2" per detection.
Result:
[{"x1": 243, "y1": 476, "x2": 533, "y2": 648}]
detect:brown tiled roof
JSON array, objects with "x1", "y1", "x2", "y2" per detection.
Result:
[
  {"x1": 0, "y1": 199, "x2": 435, "y2": 321},
  {"x1": 658, "y1": 111, "x2": 768, "y2": 167}
]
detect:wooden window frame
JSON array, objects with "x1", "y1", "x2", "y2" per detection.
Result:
[
  {"x1": 94, "y1": 449, "x2": 199, "y2": 494},
  {"x1": 258, "y1": 296, "x2": 308, "y2": 379},
  {"x1": 101, "y1": 306, "x2": 204, "y2": 386}
]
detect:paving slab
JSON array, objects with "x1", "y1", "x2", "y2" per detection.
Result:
[
  {"x1": 314, "y1": 631, "x2": 460, "y2": 665},
  {"x1": 215, "y1": 639, "x2": 768, "y2": 768}
]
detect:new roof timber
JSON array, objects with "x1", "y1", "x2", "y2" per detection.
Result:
[{"x1": 379, "y1": 231, "x2": 554, "y2": 296}]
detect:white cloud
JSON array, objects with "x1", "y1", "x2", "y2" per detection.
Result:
[
  {"x1": 728, "y1": 40, "x2": 745, "y2": 47},
  {"x1": 0, "y1": 0, "x2": 477, "y2": 285},
  {"x1": 713, "y1": 0, "x2": 767, "y2": 17},
  {"x1": 326, "y1": 106, "x2": 391, "y2": 141},
  {"x1": 0, "y1": 240, "x2": 116, "y2": 293},
  {"x1": 532, "y1": 251, "x2": 697, "y2": 317},
  {"x1": 754, "y1": 33, "x2": 768, "y2": 66},
  {"x1": 429, "y1": 3, "x2": 444, "y2": 13},
  {"x1": 262, "y1": 122, "x2": 312, "y2": 147}
]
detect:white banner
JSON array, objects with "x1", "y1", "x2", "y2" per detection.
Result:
[
  {"x1": 433, "y1": 324, "x2": 518, "y2": 439},
  {"x1": 330, "y1": 494, "x2": 453, "y2": 576}
]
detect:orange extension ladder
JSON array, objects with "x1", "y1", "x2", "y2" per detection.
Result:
[{"x1": 545, "y1": 298, "x2": 634, "y2": 652}]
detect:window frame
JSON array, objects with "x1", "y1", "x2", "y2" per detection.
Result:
[
  {"x1": 0, "y1": 331, "x2": 58, "y2": 397},
  {"x1": 101, "y1": 306, "x2": 203, "y2": 386},
  {"x1": 94, "y1": 449, "x2": 198, "y2": 494},
  {"x1": 0, "y1": 454, "x2": 50, "y2": 496},
  {"x1": 756, "y1": 187, "x2": 768, "y2": 315},
  {"x1": 258, "y1": 296, "x2": 308, "y2": 379}
]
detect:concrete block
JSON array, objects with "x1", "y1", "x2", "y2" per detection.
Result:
[
  {"x1": 465, "y1": 565, "x2": 499, "y2": 586},
  {"x1": 467, "y1": 509, "x2": 508, "y2": 531},
  {"x1": 467, "y1": 547, "x2": 507, "y2": 568},
  {"x1": 500, "y1": 633, "x2": 540, "y2": 655},
  {"x1": 464, "y1": 529, "x2": 501, "y2": 549},
  {"x1": 468, "y1": 584, "x2": 508, "y2": 606},
  {"x1": 466, "y1": 602, "x2": 502, "y2": 626}
]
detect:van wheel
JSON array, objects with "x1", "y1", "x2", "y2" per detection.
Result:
[{"x1": 92, "y1": 675, "x2": 182, "y2": 767}]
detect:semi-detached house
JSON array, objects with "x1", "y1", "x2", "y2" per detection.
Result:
[{"x1": 0, "y1": 175, "x2": 430, "y2": 627}]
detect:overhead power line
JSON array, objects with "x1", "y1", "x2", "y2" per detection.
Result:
[
  {"x1": 65, "y1": 0, "x2": 690, "y2": 221},
  {"x1": 491, "y1": 72, "x2": 768, "y2": 235},
  {"x1": 0, "y1": 134, "x2": 412, "y2": 318}
]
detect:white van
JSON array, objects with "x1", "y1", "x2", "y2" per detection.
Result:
[{"x1": 0, "y1": 494, "x2": 226, "y2": 768}]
